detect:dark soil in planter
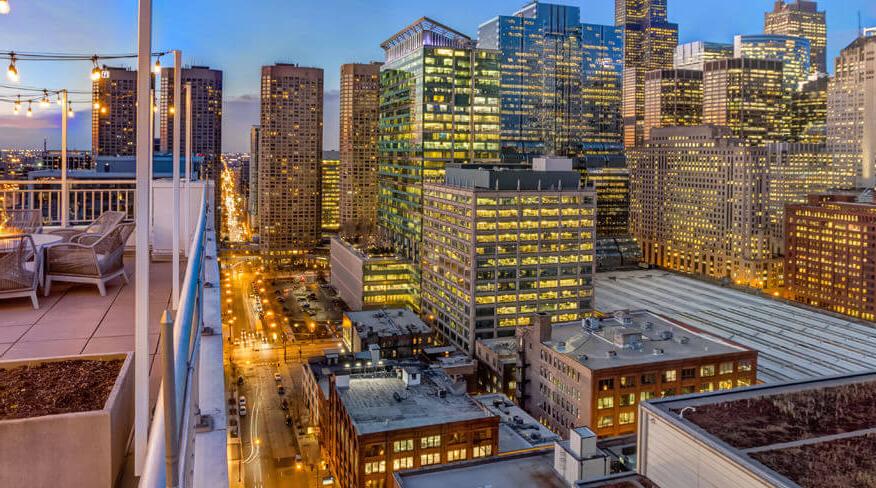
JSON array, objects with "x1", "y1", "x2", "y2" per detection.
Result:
[
  {"x1": 677, "y1": 381, "x2": 876, "y2": 449},
  {"x1": 751, "y1": 434, "x2": 876, "y2": 487},
  {"x1": 0, "y1": 359, "x2": 123, "y2": 420}
]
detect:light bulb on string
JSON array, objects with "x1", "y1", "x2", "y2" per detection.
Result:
[
  {"x1": 153, "y1": 56, "x2": 162, "y2": 75},
  {"x1": 40, "y1": 90, "x2": 50, "y2": 109},
  {"x1": 7, "y1": 53, "x2": 19, "y2": 82},
  {"x1": 26, "y1": 101, "x2": 32, "y2": 117},
  {"x1": 67, "y1": 103, "x2": 74, "y2": 118},
  {"x1": 0, "y1": 0, "x2": 10, "y2": 15},
  {"x1": 56, "y1": 93, "x2": 64, "y2": 106},
  {"x1": 90, "y1": 56, "x2": 101, "y2": 81},
  {"x1": 13, "y1": 96, "x2": 20, "y2": 115}
]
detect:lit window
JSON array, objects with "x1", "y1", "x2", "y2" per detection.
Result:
[
  {"x1": 718, "y1": 380, "x2": 734, "y2": 390},
  {"x1": 640, "y1": 391, "x2": 655, "y2": 402},
  {"x1": 447, "y1": 448, "x2": 467, "y2": 462},
  {"x1": 392, "y1": 457, "x2": 413, "y2": 471},
  {"x1": 662, "y1": 370, "x2": 677, "y2": 382},
  {"x1": 420, "y1": 435, "x2": 441, "y2": 449},
  {"x1": 597, "y1": 415, "x2": 614, "y2": 428},
  {"x1": 473, "y1": 444, "x2": 492, "y2": 458},
  {"x1": 365, "y1": 461, "x2": 386, "y2": 474},
  {"x1": 699, "y1": 382, "x2": 714, "y2": 393},
  {"x1": 420, "y1": 453, "x2": 440, "y2": 466},
  {"x1": 393, "y1": 439, "x2": 413, "y2": 453},
  {"x1": 620, "y1": 375, "x2": 636, "y2": 388},
  {"x1": 737, "y1": 377, "x2": 752, "y2": 387},
  {"x1": 619, "y1": 411, "x2": 635, "y2": 425},
  {"x1": 597, "y1": 396, "x2": 614, "y2": 410},
  {"x1": 700, "y1": 365, "x2": 715, "y2": 377},
  {"x1": 619, "y1": 393, "x2": 635, "y2": 407},
  {"x1": 719, "y1": 362, "x2": 734, "y2": 375},
  {"x1": 597, "y1": 378, "x2": 614, "y2": 391},
  {"x1": 738, "y1": 360, "x2": 753, "y2": 372}
]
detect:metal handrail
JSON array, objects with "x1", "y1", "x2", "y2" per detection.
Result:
[{"x1": 140, "y1": 191, "x2": 208, "y2": 488}]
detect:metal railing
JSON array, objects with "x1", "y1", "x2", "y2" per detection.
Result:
[
  {"x1": 141, "y1": 191, "x2": 211, "y2": 488},
  {"x1": 0, "y1": 179, "x2": 135, "y2": 225}
]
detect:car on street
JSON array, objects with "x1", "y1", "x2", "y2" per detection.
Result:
[
  {"x1": 237, "y1": 376, "x2": 244, "y2": 385},
  {"x1": 277, "y1": 385, "x2": 286, "y2": 395},
  {"x1": 238, "y1": 395, "x2": 246, "y2": 406},
  {"x1": 239, "y1": 405, "x2": 247, "y2": 416},
  {"x1": 281, "y1": 399, "x2": 289, "y2": 410},
  {"x1": 285, "y1": 415, "x2": 292, "y2": 426},
  {"x1": 274, "y1": 372, "x2": 281, "y2": 382}
]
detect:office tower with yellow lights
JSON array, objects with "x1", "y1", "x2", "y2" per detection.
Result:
[
  {"x1": 827, "y1": 34, "x2": 876, "y2": 189},
  {"x1": 421, "y1": 161, "x2": 595, "y2": 354},
  {"x1": 786, "y1": 191, "x2": 876, "y2": 321},
  {"x1": 629, "y1": 126, "x2": 780, "y2": 289},
  {"x1": 616, "y1": 0, "x2": 679, "y2": 148},
  {"x1": 379, "y1": 18, "x2": 501, "y2": 263},
  {"x1": 791, "y1": 75, "x2": 828, "y2": 144},
  {"x1": 258, "y1": 64, "x2": 324, "y2": 260},
  {"x1": 643, "y1": 68, "x2": 703, "y2": 141},
  {"x1": 581, "y1": 23, "x2": 624, "y2": 155},
  {"x1": 248, "y1": 126, "x2": 260, "y2": 225},
  {"x1": 764, "y1": 0, "x2": 826, "y2": 74},
  {"x1": 733, "y1": 34, "x2": 811, "y2": 89},
  {"x1": 92, "y1": 66, "x2": 139, "y2": 157},
  {"x1": 339, "y1": 62, "x2": 381, "y2": 236},
  {"x1": 702, "y1": 58, "x2": 787, "y2": 146},
  {"x1": 674, "y1": 41, "x2": 733, "y2": 70},
  {"x1": 321, "y1": 150, "x2": 340, "y2": 235}
]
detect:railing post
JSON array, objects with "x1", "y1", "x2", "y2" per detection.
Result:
[
  {"x1": 160, "y1": 310, "x2": 180, "y2": 488},
  {"x1": 60, "y1": 89, "x2": 68, "y2": 228},
  {"x1": 172, "y1": 50, "x2": 182, "y2": 310}
]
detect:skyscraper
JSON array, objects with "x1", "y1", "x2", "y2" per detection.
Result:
[
  {"x1": 580, "y1": 23, "x2": 624, "y2": 156},
  {"x1": 616, "y1": 0, "x2": 679, "y2": 148},
  {"x1": 258, "y1": 64, "x2": 324, "y2": 259},
  {"x1": 733, "y1": 34, "x2": 811, "y2": 89},
  {"x1": 321, "y1": 150, "x2": 340, "y2": 235},
  {"x1": 421, "y1": 161, "x2": 595, "y2": 353},
  {"x1": 379, "y1": 18, "x2": 501, "y2": 262},
  {"x1": 158, "y1": 66, "x2": 223, "y2": 159},
  {"x1": 339, "y1": 62, "x2": 381, "y2": 235},
  {"x1": 92, "y1": 66, "x2": 138, "y2": 157},
  {"x1": 674, "y1": 41, "x2": 733, "y2": 70},
  {"x1": 764, "y1": 0, "x2": 827, "y2": 74},
  {"x1": 791, "y1": 75, "x2": 828, "y2": 144},
  {"x1": 643, "y1": 68, "x2": 703, "y2": 141},
  {"x1": 702, "y1": 58, "x2": 787, "y2": 146},
  {"x1": 248, "y1": 125, "x2": 260, "y2": 223},
  {"x1": 827, "y1": 34, "x2": 876, "y2": 188}
]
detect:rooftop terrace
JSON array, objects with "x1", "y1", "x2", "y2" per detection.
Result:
[
  {"x1": 337, "y1": 368, "x2": 490, "y2": 435},
  {"x1": 595, "y1": 270, "x2": 876, "y2": 382}
]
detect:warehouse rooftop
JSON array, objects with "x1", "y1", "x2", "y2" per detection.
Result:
[
  {"x1": 345, "y1": 309, "x2": 431, "y2": 338},
  {"x1": 595, "y1": 270, "x2": 876, "y2": 383},
  {"x1": 473, "y1": 393, "x2": 559, "y2": 452}
]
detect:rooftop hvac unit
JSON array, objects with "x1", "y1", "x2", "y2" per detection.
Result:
[
  {"x1": 653, "y1": 348, "x2": 664, "y2": 355},
  {"x1": 607, "y1": 350, "x2": 617, "y2": 358},
  {"x1": 660, "y1": 330, "x2": 673, "y2": 340}
]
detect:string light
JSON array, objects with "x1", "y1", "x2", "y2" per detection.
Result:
[
  {"x1": 13, "y1": 95, "x2": 20, "y2": 115},
  {"x1": 0, "y1": 0, "x2": 9, "y2": 15},
  {"x1": 67, "y1": 102, "x2": 74, "y2": 118},
  {"x1": 153, "y1": 56, "x2": 162, "y2": 75},
  {"x1": 56, "y1": 93, "x2": 64, "y2": 106},
  {"x1": 40, "y1": 89, "x2": 50, "y2": 108},
  {"x1": 26, "y1": 101, "x2": 32, "y2": 117},
  {"x1": 7, "y1": 53, "x2": 18, "y2": 82},
  {"x1": 90, "y1": 56, "x2": 101, "y2": 81}
]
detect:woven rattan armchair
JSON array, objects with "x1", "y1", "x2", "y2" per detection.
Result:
[
  {"x1": 0, "y1": 234, "x2": 39, "y2": 309},
  {"x1": 5, "y1": 209, "x2": 43, "y2": 234},
  {"x1": 44, "y1": 222, "x2": 134, "y2": 296},
  {"x1": 48, "y1": 210, "x2": 125, "y2": 242}
]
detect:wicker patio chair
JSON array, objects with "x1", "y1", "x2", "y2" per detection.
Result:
[
  {"x1": 47, "y1": 210, "x2": 125, "y2": 243},
  {"x1": 0, "y1": 234, "x2": 39, "y2": 309},
  {"x1": 4, "y1": 209, "x2": 43, "y2": 234},
  {"x1": 44, "y1": 222, "x2": 134, "y2": 296}
]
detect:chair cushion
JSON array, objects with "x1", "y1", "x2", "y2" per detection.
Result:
[{"x1": 23, "y1": 261, "x2": 36, "y2": 273}]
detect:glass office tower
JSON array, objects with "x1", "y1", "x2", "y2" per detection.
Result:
[{"x1": 734, "y1": 34, "x2": 811, "y2": 89}]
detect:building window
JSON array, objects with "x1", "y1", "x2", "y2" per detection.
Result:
[
  {"x1": 681, "y1": 385, "x2": 695, "y2": 394},
  {"x1": 365, "y1": 480, "x2": 386, "y2": 488},
  {"x1": 619, "y1": 411, "x2": 635, "y2": 425},
  {"x1": 619, "y1": 393, "x2": 635, "y2": 407},
  {"x1": 737, "y1": 377, "x2": 752, "y2": 387},
  {"x1": 393, "y1": 439, "x2": 413, "y2": 453},
  {"x1": 420, "y1": 453, "x2": 440, "y2": 466},
  {"x1": 662, "y1": 370, "x2": 677, "y2": 383},
  {"x1": 365, "y1": 461, "x2": 386, "y2": 474},
  {"x1": 719, "y1": 362, "x2": 734, "y2": 375},
  {"x1": 473, "y1": 429, "x2": 493, "y2": 442},
  {"x1": 473, "y1": 444, "x2": 492, "y2": 458},
  {"x1": 681, "y1": 367, "x2": 696, "y2": 380},
  {"x1": 641, "y1": 373, "x2": 657, "y2": 385},
  {"x1": 597, "y1": 415, "x2": 614, "y2": 428},
  {"x1": 420, "y1": 435, "x2": 441, "y2": 449},
  {"x1": 620, "y1": 375, "x2": 636, "y2": 388},
  {"x1": 393, "y1": 457, "x2": 414, "y2": 471},
  {"x1": 597, "y1": 378, "x2": 614, "y2": 391},
  {"x1": 597, "y1": 396, "x2": 614, "y2": 410},
  {"x1": 719, "y1": 380, "x2": 734, "y2": 390},
  {"x1": 640, "y1": 391, "x2": 655, "y2": 402},
  {"x1": 448, "y1": 432, "x2": 467, "y2": 444},
  {"x1": 700, "y1": 365, "x2": 715, "y2": 377},
  {"x1": 699, "y1": 382, "x2": 714, "y2": 393},
  {"x1": 738, "y1": 360, "x2": 752, "y2": 372},
  {"x1": 447, "y1": 449, "x2": 467, "y2": 462},
  {"x1": 661, "y1": 388, "x2": 676, "y2": 397}
]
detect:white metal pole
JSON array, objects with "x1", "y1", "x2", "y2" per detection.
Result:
[
  {"x1": 60, "y1": 89, "x2": 68, "y2": 228},
  {"x1": 171, "y1": 50, "x2": 181, "y2": 310},
  {"x1": 184, "y1": 83, "x2": 192, "y2": 255},
  {"x1": 134, "y1": 0, "x2": 152, "y2": 475}
]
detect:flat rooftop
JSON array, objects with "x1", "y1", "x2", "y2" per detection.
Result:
[
  {"x1": 644, "y1": 372, "x2": 876, "y2": 488},
  {"x1": 476, "y1": 336, "x2": 517, "y2": 360},
  {"x1": 346, "y1": 309, "x2": 431, "y2": 338},
  {"x1": 394, "y1": 449, "x2": 566, "y2": 488},
  {"x1": 546, "y1": 310, "x2": 747, "y2": 371},
  {"x1": 595, "y1": 270, "x2": 876, "y2": 383},
  {"x1": 473, "y1": 394, "x2": 559, "y2": 452},
  {"x1": 338, "y1": 368, "x2": 491, "y2": 435}
]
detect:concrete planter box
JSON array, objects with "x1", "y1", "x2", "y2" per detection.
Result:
[{"x1": 0, "y1": 352, "x2": 134, "y2": 488}]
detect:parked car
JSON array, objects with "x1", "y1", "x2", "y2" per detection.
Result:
[
  {"x1": 237, "y1": 376, "x2": 244, "y2": 385},
  {"x1": 238, "y1": 396, "x2": 246, "y2": 406},
  {"x1": 239, "y1": 405, "x2": 247, "y2": 416},
  {"x1": 277, "y1": 385, "x2": 286, "y2": 395},
  {"x1": 285, "y1": 415, "x2": 292, "y2": 426},
  {"x1": 274, "y1": 372, "x2": 282, "y2": 382},
  {"x1": 281, "y1": 399, "x2": 289, "y2": 410}
]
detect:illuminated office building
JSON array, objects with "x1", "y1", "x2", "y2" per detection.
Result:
[
  {"x1": 421, "y1": 161, "x2": 595, "y2": 354},
  {"x1": 339, "y1": 62, "x2": 381, "y2": 235},
  {"x1": 616, "y1": 0, "x2": 679, "y2": 148},
  {"x1": 248, "y1": 126, "x2": 259, "y2": 223},
  {"x1": 791, "y1": 75, "x2": 828, "y2": 144},
  {"x1": 674, "y1": 41, "x2": 733, "y2": 70},
  {"x1": 786, "y1": 191, "x2": 876, "y2": 321},
  {"x1": 379, "y1": 18, "x2": 501, "y2": 263},
  {"x1": 733, "y1": 34, "x2": 811, "y2": 89},
  {"x1": 703, "y1": 58, "x2": 787, "y2": 146},
  {"x1": 330, "y1": 237, "x2": 418, "y2": 312},
  {"x1": 92, "y1": 66, "x2": 139, "y2": 157},
  {"x1": 827, "y1": 34, "x2": 876, "y2": 188},
  {"x1": 259, "y1": 64, "x2": 324, "y2": 259},
  {"x1": 322, "y1": 150, "x2": 340, "y2": 235},
  {"x1": 764, "y1": 0, "x2": 827, "y2": 74},
  {"x1": 629, "y1": 126, "x2": 780, "y2": 289},
  {"x1": 580, "y1": 23, "x2": 624, "y2": 156},
  {"x1": 643, "y1": 68, "x2": 703, "y2": 141}
]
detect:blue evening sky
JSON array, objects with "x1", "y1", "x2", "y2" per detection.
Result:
[{"x1": 0, "y1": 0, "x2": 873, "y2": 152}]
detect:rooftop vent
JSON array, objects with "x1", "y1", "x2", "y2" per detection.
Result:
[
  {"x1": 676, "y1": 336, "x2": 690, "y2": 345},
  {"x1": 644, "y1": 321, "x2": 654, "y2": 330},
  {"x1": 653, "y1": 348, "x2": 664, "y2": 355},
  {"x1": 607, "y1": 350, "x2": 617, "y2": 358},
  {"x1": 578, "y1": 354, "x2": 589, "y2": 362},
  {"x1": 660, "y1": 330, "x2": 673, "y2": 341}
]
